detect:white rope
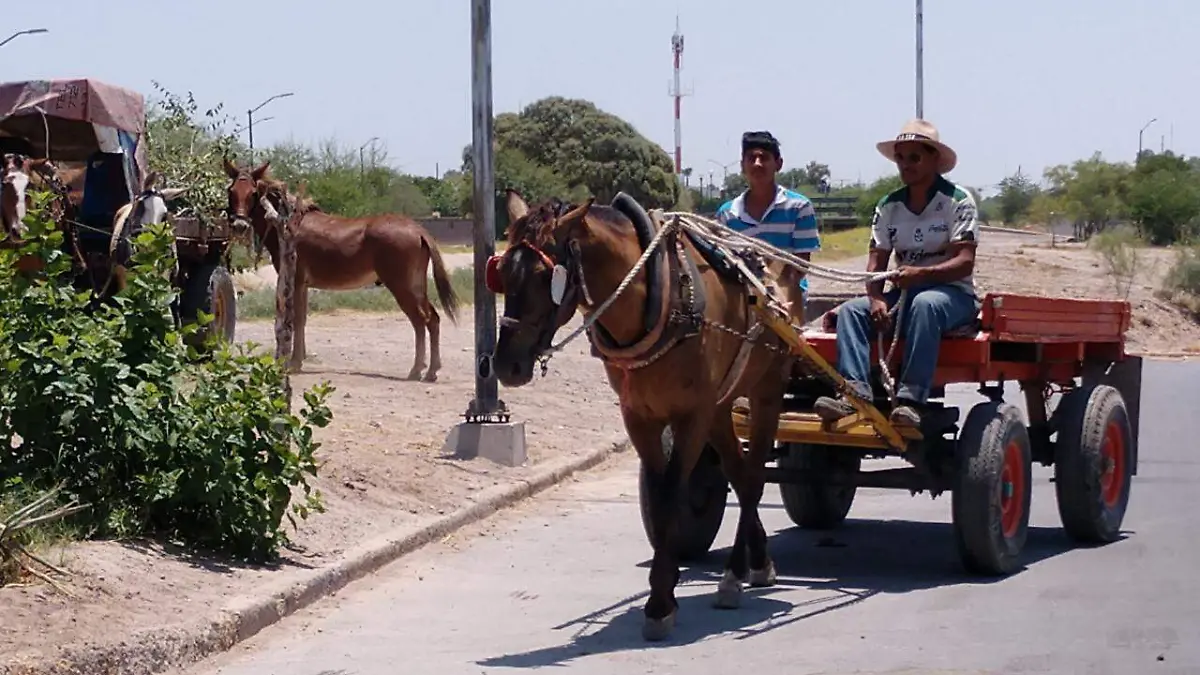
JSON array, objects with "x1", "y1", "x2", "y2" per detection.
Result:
[
  {"x1": 660, "y1": 211, "x2": 897, "y2": 285},
  {"x1": 541, "y1": 214, "x2": 678, "y2": 356}
]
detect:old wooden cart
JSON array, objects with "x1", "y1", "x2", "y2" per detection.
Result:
[
  {"x1": 645, "y1": 289, "x2": 1141, "y2": 575},
  {"x1": 0, "y1": 78, "x2": 237, "y2": 345}
]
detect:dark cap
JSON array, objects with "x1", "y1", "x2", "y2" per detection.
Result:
[{"x1": 741, "y1": 130, "x2": 781, "y2": 158}]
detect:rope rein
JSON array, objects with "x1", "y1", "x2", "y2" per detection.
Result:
[{"x1": 541, "y1": 210, "x2": 907, "y2": 403}]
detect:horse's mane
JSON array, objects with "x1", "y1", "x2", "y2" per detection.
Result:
[
  {"x1": 505, "y1": 196, "x2": 628, "y2": 249},
  {"x1": 257, "y1": 174, "x2": 322, "y2": 215}
]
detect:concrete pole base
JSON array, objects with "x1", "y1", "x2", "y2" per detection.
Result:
[{"x1": 443, "y1": 420, "x2": 528, "y2": 467}]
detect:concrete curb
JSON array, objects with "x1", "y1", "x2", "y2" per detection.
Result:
[{"x1": 0, "y1": 435, "x2": 632, "y2": 675}]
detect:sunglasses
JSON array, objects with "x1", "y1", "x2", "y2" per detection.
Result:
[{"x1": 893, "y1": 144, "x2": 936, "y2": 165}]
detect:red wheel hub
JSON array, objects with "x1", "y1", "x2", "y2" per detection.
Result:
[
  {"x1": 1000, "y1": 440, "x2": 1025, "y2": 539},
  {"x1": 1100, "y1": 421, "x2": 1126, "y2": 508}
]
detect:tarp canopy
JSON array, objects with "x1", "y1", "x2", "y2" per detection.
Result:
[{"x1": 0, "y1": 79, "x2": 148, "y2": 193}]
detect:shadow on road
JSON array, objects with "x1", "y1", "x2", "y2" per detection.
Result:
[{"x1": 476, "y1": 518, "x2": 1091, "y2": 668}]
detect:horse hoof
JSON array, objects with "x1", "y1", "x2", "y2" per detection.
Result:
[
  {"x1": 421, "y1": 373, "x2": 439, "y2": 383},
  {"x1": 405, "y1": 371, "x2": 423, "y2": 381},
  {"x1": 748, "y1": 561, "x2": 777, "y2": 588},
  {"x1": 642, "y1": 611, "x2": 676, "y2": 641},
  {"x1": 713, "y1": 570, "x2": 743, "y2": 609}
]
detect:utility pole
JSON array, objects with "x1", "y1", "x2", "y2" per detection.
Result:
[{"x1": 915, "y1": 0, "x2": 924, "y2": 118}]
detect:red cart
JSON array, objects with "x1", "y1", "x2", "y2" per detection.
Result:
[{"x1": 646, "y1": 292, "x2": 1140, "y2": 575}]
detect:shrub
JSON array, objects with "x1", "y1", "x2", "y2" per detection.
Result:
[
  {"x1": 1161, "y1": 245, "x2": 1200, "y2": 315},
  {"x1": 0, "y1": 198, "x2": 333, "y2": 563},
  {"x1": 1089, "y1": 226, "x2": 1142, "y2": 299}
]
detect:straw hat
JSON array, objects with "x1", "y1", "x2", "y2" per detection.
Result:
[{"x1": 876, "y1": 119, "x2": 958, "y2": 174}]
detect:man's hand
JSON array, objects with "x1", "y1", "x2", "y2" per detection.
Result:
[
  {"x1": 869, "y1": 296, "x2": 891, "y2": 331},
  {"x1": 894, "y1": 266, "x2": 924, "y2": 289}
]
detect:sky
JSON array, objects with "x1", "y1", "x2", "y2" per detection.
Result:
[{"x1": 5, "y1": 0, "x2": 1198, "y2": 195}]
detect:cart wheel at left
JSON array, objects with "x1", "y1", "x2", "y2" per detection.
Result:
[
  {"x1": 638, "y1": 431, "x2": 729, "y2": 562},
  {"x1": 181, "y1": 262, "x2": 237, "y2": 348},
  {"x1": 952, "y1": 401, "x2": 1032, "y2": 576}
]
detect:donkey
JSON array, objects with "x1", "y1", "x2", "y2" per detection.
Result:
[
  {"x1": 223, "y1": 159, "x2": 461, "y2": 379},
  {"x1": 104, "y1": 170, "x2": 188, "y2": 296},
  {"x1": 491, "y1": 190, "x2": 793, "y2": 641}
]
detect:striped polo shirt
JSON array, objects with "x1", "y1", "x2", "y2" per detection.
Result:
[{"x1": 716, "y1": 185, "x2": 821, "y2": 291}]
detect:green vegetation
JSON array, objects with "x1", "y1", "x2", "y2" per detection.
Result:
[{"x1": 0, "y1": 204, "x2": 332, "y2": 565}]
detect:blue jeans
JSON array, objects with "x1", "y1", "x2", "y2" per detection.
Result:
[{"x1": 834, "y1": 284, "x2": 980, "y2": 404}]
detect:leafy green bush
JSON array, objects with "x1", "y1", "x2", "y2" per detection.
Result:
[{"x1": 0, "y1": 199, "x2": 333, "y2": 562}]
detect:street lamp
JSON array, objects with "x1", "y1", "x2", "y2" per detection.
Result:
[
  {"x1": 359, "y1": 136, "x2": 380, "y2": 178},
  {"x1": 247, "y1": 91, "x2": 294, "y2": 163},
  {"x1": 915, "y1": 0, "x2": 924, "y2": 118},
  {"x1": 1138, "y1": 117, "x2": 1157, "y2": 161},
  {"x1": 0, "y1": 28, "x2": 48, "y2": 49},
  {"x1": 232, "y1": 116, "x2": 273, "y2": 137}
]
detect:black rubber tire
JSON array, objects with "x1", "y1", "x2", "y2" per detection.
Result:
[
  {"x1": 1053, "y1": 383, "x2": 1133, "y2": 544},
  {"x1": 777, "y1": 443, "x2": 860, "y2": 530},
  {"x1": 638, "y1": 431, "x2": 729, "y2": 563},
  {"x1": 952, "y1": 401, "x2": 1033, "y2": 576},
  {"x1": 180, "y1": 263, "x2": 237, "y2": 347}
]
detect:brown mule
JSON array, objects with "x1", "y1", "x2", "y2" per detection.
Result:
[
  {"x1": 223, "y1": 159, "x2": 461, "y2": 380},
  {"x1": 490, "y1": 191, "x2": 793, "y2": 641}
]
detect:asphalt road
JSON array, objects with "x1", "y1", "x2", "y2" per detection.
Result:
[{"x1": 182, "y1": 358, "x2": 1198, "y2": 675}]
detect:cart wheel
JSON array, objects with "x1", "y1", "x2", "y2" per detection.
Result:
[
  {"x1": 778, "y1": 443, "x2": 860, "y2": 530},
  {"x1": 1053, "y1": 384, "x2": 1132, "y2": 544},
  {"x1": 638, "y1": 430, "x2": 728, "y2": 562},
  {"x1": 952, "y1": 401, "x2": 1032, "y2": 576},
  {"x1": 181, "y1": 263, "x2": 237, "y2": 348}
]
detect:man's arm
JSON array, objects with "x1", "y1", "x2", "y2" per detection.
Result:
[
  {"x1": 790, "y1": 200, "x2": 821, "y2": 277},
  {"x1": 866, "y1": 202, "x2": 892, "y2": 301},
  {"x1": 905, "y1": 193, "x2": 981, "y2": 285}
]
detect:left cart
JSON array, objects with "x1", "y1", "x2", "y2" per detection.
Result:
[{"x1": 0, "y1": 78, "x2": 235, "y2": 344}]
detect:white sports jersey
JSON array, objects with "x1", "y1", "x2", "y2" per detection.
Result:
[{"x1": 869, "y1": 176, "x2": 981, "y2": 296}]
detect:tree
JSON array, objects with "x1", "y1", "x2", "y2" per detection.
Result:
[
  {"x1": 1042, "y1": 153, "x2": 1131, "y2": 235},
  {"x1": 256, "y1": 139, "x2": 431, "y2": 218},
  {"x1": 996, "y1": 170, "x2": 1040, "y2": 224},
  {"x1": 1126, "y1": 151, "x2": 1200, "y2": 245},
  {"x1": 855, "y1": 175, "x2": 905, "y2": 226},
  {"x1": 481, "y1": 97, "x2": 679, "y2": 209}
]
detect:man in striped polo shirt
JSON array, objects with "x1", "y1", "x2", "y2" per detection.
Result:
[{"x1": 715, "y1": 130, "x2": 820, "y2": 324}]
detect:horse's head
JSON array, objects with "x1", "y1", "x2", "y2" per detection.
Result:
[
  {"x1": 222, "y1": 157, "x2": 273, "y2": 234},
  {"x1": 1, "y1": 153, "x2": 42, "y2": 240},
  {"x1": 127, "y1": 171, "x2": 188, "y2": 230},
  {"x1": 490, "y1": 190, "x2": 595, "y2": 387}
]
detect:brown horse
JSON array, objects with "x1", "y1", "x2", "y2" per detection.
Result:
[
  {"x1": 223, "y1": 159, "x2": 461, "y2": 379},
  {"x1": 491, "y1": 190, "x2": 793, "y2": 641},
  {"x1": 1, "y1": 153, "x2": 83, "y2": 275}
]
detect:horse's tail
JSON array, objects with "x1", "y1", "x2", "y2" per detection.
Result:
[{"x1": 422, "y1": 233, "x2": 461, "y2": 325}]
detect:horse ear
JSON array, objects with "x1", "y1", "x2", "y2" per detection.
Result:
[
  {"x1": 558, "y1": 198, "x2": 594, "y2": 228},
  {"x1": 142, "y1": 171, "x2": 160, "y2": 191},
  {"x1": 506, "y1": 190, "x2": 529, "y2": 223},
  {"x1": 222, "y1": 157, "x2": 240, "y2": 179},
  {"x1": 160, "y1": 187, "x2": 188, "y2": 202},
  {"x1": 251, "y1": 161, "x2": 271, "y2": 182}
]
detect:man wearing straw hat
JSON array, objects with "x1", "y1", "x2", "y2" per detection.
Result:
[{"x1": 814, "y1": 119, "x2": 981, "y2": 427}]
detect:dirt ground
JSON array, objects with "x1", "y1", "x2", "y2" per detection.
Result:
[{"x1": 2, "y1": 230, "x2": 1198, "y2": 669}]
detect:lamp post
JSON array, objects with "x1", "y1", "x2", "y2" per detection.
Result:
[
  {"x1": 247, "y1": 92, "x2": 294, "y2": 163},
  {"x1": 233, "y1": 116, "x2": 273, "y2": 137},
  {"x1": 359, "y1": 136, "x2": 380, "y2": 179},
  {"x1": 1138, "y1": 117, "x2": 1157, "y2": 162},
  {"x1": 915, "y1": 0, "x2": 924, "y2": 118},
  {"x1": 0, "y1": 28, "x2": 48, "y2": 49}
]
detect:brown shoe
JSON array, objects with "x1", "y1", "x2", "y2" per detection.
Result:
[{"x1": 814, "y1": 396, "x2": 856, "y2": 422}]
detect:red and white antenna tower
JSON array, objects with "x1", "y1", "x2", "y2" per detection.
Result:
[{"x1": 669, "y1": 15, "x2": 691, "y2": 175}]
